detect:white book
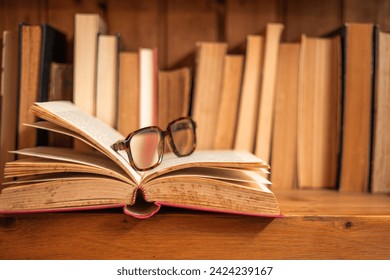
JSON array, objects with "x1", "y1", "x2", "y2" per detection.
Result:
[
  {"x1": 139, "y1": 48, "x2": 158, "y2": 127},
  {"x1": 74, "y1": 13, "x2": 107, "y2": 116},
  {"x1": 96, "y1": 34, "x2": 119, "y2": 128}
]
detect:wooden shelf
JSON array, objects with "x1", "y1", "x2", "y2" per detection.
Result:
[{"x1": 1, "y1": 189, "x2": 389, "y2": 259}]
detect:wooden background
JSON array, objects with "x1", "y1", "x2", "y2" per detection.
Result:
[{"x1": 1, "y1": 0, "x2": 390, "y2": 69}]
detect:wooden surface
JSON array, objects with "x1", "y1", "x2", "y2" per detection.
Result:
[
  {"x1": 1, "y1": 189, "x2": 389, "y2": 260},
  {"x1": 2, "y1": 0, "x2": 390, "y2": 69}
]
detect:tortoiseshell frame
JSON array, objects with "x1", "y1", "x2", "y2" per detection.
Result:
[{"x1": 111, "y1": 116, "x2": 197, "y2": 171}]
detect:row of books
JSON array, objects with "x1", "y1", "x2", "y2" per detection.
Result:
[
  {"x1": 0, "y1": 14, "x2": 389, "y2": 194},
  {"x1": 0, "y1": 14, "x2": 191, "y2": 183},
  {"x1": 73, "y1": 14, "x2": 191, "y2": 133},
  {"x1": 0, "y1": 14, "x2": 279, "y2": 217},
  {"x1": 192, "y1": 22, "x2": 390, "y2": 194}
]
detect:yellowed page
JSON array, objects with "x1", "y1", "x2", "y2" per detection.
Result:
[
  {"x1": 8, "y1": 147, "x2": 133, "y2": 185},
  {"x1": 26, "y1": 121, "x2": 101, "y2": 151},
  {"x1": 143, "y1": 150, "x2": 269, "y2": 182},
  {"x1": 30, "y1": 101, "x2": 141, "y2": 183},
  {"x1": 152, "y1": 166, "x2": 271, "y2": 187}
]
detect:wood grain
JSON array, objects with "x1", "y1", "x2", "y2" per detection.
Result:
[
  {"x1": 0, "y1": 0, "x2": 46, "y2": 33},
  {"x1": 284, "y1": 0, "x2": 342, "y2": 41},
  {"x1": 165, "y1": 0, "x2": 220, "y2": 69},
  {"x1": 343, "y1": 0, "x2": 390, "y2": 32},
  {"x1": 225, "y1": 0, "x2": 282, "y2": 52},
  {"x1": 106, "y1": 0, "x2": 164, "y2": 58},
  {"x1": 1, "y1": 189, "x2": 389, "y2": 259}
]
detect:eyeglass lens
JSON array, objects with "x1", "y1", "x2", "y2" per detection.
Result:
[
  {"x1": 170, "y1": 119, "x2": 195, "y2": 156},
  {"x1": 129, "y1": 128, "x2": 162, "y2": 170},
  {"x1": 127, "y1": 118, "x2": 195, "y2": 171}
]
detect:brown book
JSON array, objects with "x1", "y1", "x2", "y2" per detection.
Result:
[
  {"x1": 117, "y1": 52, "x2": 139, "y2": 136},
  {"x1": 73, "y1": 13, "x2": 107, "y2": 116},
  {"x1": 214, "y1": 55, "x2": 244, "y2": 149},
  {"x1": 270, "y1": 43, "x2": 300, "y2": 189},
  {"x1": 255, "y1": 23, "x2": 284, "y2": 163},
  {"x1": 0, "y1": 31, "x2": 19, "y2": 184},
  {"x1": 192, "y1": 42, "x2": 228, "y2": 150},
  {"x1": 0, "y1": 101, "x2": 280, "y2": 219},
  {"x1": 371, "y1": 29, "x2": 390, "y2": 193},
  {"x1": 297, "y1": 35, "x2": 341, "y2": 189},
  {"x1": 96, "y1": 34, "x2": 119, "y2": 128},
  {"x1": 158, "y1": 67, "x2": 191, "y2": 129},
  {"x1": 235, "y1": 35, "x2": 264, "y2": 152},
  {"x1": 48, "y1": 63, "x2": 73, "y2": 102},
  {"x1": 17, "y1": 24, "x2": 42, "y2": 150},
  {"x1": 338, "y1": 23, "x2": 376, "y2": 192},
  {"x1": 17, "y1": 23, "x2": 67, "y2": 150}
]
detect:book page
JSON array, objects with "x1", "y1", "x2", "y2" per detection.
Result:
[
  {"x1": 26, "y1": 121, "x2": 102, "y2": 152},
  {"x1": 9, "y1": 147, "x2": 134, "y2": 185},
  {"x1": 31, "y1": 101, "x2": 141, "y2": 183},
  {"x1": 151, "y1": 166, "x2": 271, "y2": 187},
  {"x1": 142, "y1": 150, "x2": 269, "y2": 182}
]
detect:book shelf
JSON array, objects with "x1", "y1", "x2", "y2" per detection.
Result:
[{"x1": 1, "y1": 0, "x2": 390, "y2": 259}]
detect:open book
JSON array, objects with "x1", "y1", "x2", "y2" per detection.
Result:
[{"x1": 0, "y1": 101, "x2": 280, "y2": 218}]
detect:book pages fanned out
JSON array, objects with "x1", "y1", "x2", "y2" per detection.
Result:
[{"x1": 0, "y1": 101, "x2": 280, "y2": 218}]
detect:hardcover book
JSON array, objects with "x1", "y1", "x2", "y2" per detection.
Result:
[
  {"x1": 0, "y1": 101, "x2": 281, "y2": 218},
  {"x1": 297, "y1": 34, "x2": 341, "y2": 189},
  {"x1": 235, "y1": 35, "x2": 263, "y2": 152}
]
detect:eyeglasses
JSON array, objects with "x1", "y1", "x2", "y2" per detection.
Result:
[{"x1": 111, "y1": 117, "x2": 196, "y2": 171}]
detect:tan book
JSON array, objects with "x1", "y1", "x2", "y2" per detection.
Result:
[
  {"x1": 117, "y1": 52, "x2": 139, "y2": 136},
  {"x1": 73, "y1": 13, "x2": 107, "y2": 116},
  {"x1": 270, "y1": 43, "x2": 300, "y2": 189},
  {"x1": 0, "y1": 31, "x2": 19, "y2": 184},
  {"x1": 255, "y1": 23, "x2": 284, "y2": 163},
  {"x1": 158, "y1": 67, "x2": 191, "y2": 129},
  {"x1": 371, "y1": 29, "x2": 390, "y2": 193},
  {"x1": 17, "y1": 24, "x2": 42, "y2": 150},
  {"x1": 96, "y1": 34, "x2": 119, "y2": 128},
  {"x1": 214, "y1": 55, "x2": 244, "y2": 149},
  {"x1": 192, "y1": 42, "x2": 228, "y2": 150},
  {"x1": 235, "y1": 36, "x2": 264, "y2": 152},
  {"x1": 339, "y1": 23, "x2": 375, "y2": 192},
  {"x1": 0, "y1": 101, "x2": 280, "y2": 218},
  {"x1": 139, "y1": 48, "x2": 158, "y2": 127},
  {"x1": 297, "y1": 35, "x2": 341, "y2": 189}
]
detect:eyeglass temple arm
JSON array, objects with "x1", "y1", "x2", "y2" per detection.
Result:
[{"x1": 111, "y1": 140, "x2": 126, "y2": 151}]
